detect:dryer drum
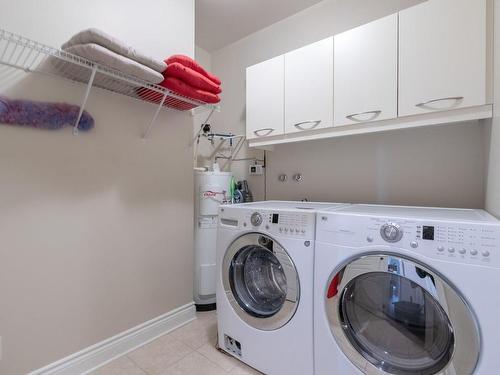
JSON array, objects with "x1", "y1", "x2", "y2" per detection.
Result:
[
  {"x1": 222, "y1": 232, "x2": 300, "y2": 331},
  {"x1": 229, "y1": 244, "x2": 288, "y2": 318},
  {"x1": 340, "y1": 272, "x2": 454, "y2": 374},
  {"x1": 326, "y1": 254, "x2": 480, "y2": 375}
]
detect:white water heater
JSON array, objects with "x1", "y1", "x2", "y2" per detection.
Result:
[{"x1": 194, "y1": 169, "x2": 233, "y2": 310}]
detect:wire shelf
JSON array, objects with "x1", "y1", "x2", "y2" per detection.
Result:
[{"x1": 0, "y1": 28, "x2": 219, "y2": 136}]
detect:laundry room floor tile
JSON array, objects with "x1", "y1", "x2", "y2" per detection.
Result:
[
  {"x1": 197, "y1": 342, "x2": 240, "y2": 371},
  {"x1": 91, "y1": 356, "x2": 147, "y2": 375},
  {"x1": 89, "y1": 311, "x2": 263, "y2": 375},
  {"x1": 127, "y1": 334, "x2": 193, "y2": 374},
  {"x1": 229, "y1": 363, "x2": 264, "y2": 375},
  {"x1": 169, "y1": 313, "x2": 218, "y2": 350},
  {"x1": 160, "y1": 351, "x2": 226, "y2": 375},
  {"x1": 195, "y1": 310, "x2": 218, "y2": 325}
]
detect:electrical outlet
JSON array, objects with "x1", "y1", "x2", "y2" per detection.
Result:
[{"x1": 249, "y1": 164, "x2": 264, "y2": 176}]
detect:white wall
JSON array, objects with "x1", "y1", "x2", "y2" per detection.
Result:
[
  {"x1": 0, "y1": 1, "x2": 195, "y2": 374},
  {"x1": 485, "y1": 0, "x2": 500, "y2": 217},
  {"x1": 208, "y1": 0, "x2": 487, "y2": 207}
]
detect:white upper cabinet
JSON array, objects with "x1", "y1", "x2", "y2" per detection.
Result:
[
  {"x1": 399, "y1": 0, "x2": 488, "y2": 116},
  {"x1": 284, "y1": 37, "x2": 334, "y2": 134},
  {"x1": 246, "y1": 55, "x2": 284, "y2": 140},
  {"x1": 334, "y1": 14, "x2": 398, "y2": 127},
  {"x1": 245, "y1": 0, "x2": 492, "y2": 147}
]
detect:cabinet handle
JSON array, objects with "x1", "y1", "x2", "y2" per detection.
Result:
[
  {"x1": 346, "y1": 110, "x2": 382, "y2": 122},
  {"x1": 253, "y1": 128, "x2": 275, "y2": 137},
  {"x1": 416, "y1": 96, "x2": 464, "y2": 108},
  {"x1": 294, "y1": 120, "x2": 322, "y2": 131}
]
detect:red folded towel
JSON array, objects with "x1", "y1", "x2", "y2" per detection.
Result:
[
  {"x1": 135, "y1": 55, "x2": 221, "y2": 110},
  {"x1": 136, "y1": 76, "x2": 220, "y2": 110},
  {"x1": 161, "y1": 77, "x2": 220, "y2": 104},
  {"x1": 165, "y1": 63, "x2": 221, "y2": 94},
  {"x1": 166, "y1": 55, "x2": 221, "y2": 86}
]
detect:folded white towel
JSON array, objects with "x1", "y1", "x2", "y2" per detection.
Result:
[
  {"x1": 63, "y1": 43, "x2": 164, "y2": 84},
  {"x1": 62, "y1": 28, "x2": 166, "y2": 73}
]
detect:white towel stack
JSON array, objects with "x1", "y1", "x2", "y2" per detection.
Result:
[{"x1": 61, "y1": 28, "x2": 166, "y2": 84}]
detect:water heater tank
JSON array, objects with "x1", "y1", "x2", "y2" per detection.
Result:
[{"x1": 194, "y1": 169, "x2": 233, "y2": 310}]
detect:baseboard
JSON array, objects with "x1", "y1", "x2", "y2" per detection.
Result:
[{"x1": 29, "y1": 302, "x2": 196, "y2": 375}]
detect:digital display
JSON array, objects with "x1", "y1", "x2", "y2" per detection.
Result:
[
  {"x1": 422, "y1": 226, "x2": 435, "y2": 240},
  {"x1": 272, "y1": 214, "x2": 279, "y2": 224}
]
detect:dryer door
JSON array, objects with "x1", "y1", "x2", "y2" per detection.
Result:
[
  {"x1": 222, "y1": 233, "x2": 300, "y2": 331},
  {"x1": 325, "y1": 254, "x2": 480, "y2": 375}
]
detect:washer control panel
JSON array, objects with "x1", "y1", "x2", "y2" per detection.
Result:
[
  {"x1": 413, "y1": 222, "x2": 497, "y2": 263},
  {"x1": 243, "y1": 210, "x2": 315, "y2": 239},
  {"x1": 317, "y1": 214, "x2": 500, "y2": 267}
]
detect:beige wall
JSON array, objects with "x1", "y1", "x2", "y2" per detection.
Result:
[
  {"x1": 0, "y1": 1, "x2": 195, "y2": 374},
  {"x1": 486, "y1": 119, "x2": 500, "y2": 217},
  {"x1": 485, "y1": 0, "x2": 500, "y2": 218},
  {"x1": 195, "y1": 46, "x2": 212, "y2": 71},
  {"x1": 207, "y1": 0, "x2": 487, "y2": 208},
  {"x1": 193, "y1": 45, "x2": 218, "y2": 170},
  {"x1": 267, "y1": 122, "x2": 486, "y2": 207}
]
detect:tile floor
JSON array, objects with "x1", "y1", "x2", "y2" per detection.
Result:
[{"x1": 90, "y1": 311, "x2": 263, "y2": 375}]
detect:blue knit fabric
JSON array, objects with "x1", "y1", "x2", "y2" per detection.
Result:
[{"x1": 0, "y1": 96, "x2": 94, "y2": 131}]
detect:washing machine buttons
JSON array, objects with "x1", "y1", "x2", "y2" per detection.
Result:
[
  {"x1": 367, "y1": 236, "x2": 374, "y2": 243},
  {"x1": 448, "y1": 247, "x2": 455, "y2": 253},
  {"x1": 482, "y1": 250, "x2": 490, "y2": 257},
  {"x1": 410, "y1": 241, "x2": 418, "y2": 249},
  {"x1": 437, "y1": 246, "x2": 445, "y2": 252},
  {"x1": 458, "y1": 248, "x2": 467, "y2": 255},
  {"x1": 470, "y1": 249, "x2": 478, "y2": 256}
]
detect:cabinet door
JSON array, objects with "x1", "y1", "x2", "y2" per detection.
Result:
[
  {"x1": 334, "y1": 14, "x2": 398, "y2": 127},
  {"x1": 285, "y1": 37, "x2": 333, "y2": 134},
  {"x1": 246, "y1": 55, "x2": 284, "y2": 140},
  {"x1": 399, "y1": 0, "x2": 487, "y2": 116}
]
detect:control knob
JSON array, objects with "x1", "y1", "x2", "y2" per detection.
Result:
[
  {"x1": 250, "y1": 212, "x2": 263, "y2": 227},
  {"x1": 380, "y1": 223, "x2": 403, "y2": 243}
]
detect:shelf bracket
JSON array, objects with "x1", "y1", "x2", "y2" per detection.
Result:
[
  {"x1": 142, "y1": 93, "x2": 167, "y2": 139},
  {"x1": 73, "y1": 65, "x2": 97, "y2": 136},
  {"x1": 203, "y1": 107, "x2": 216, "y2": 125}
]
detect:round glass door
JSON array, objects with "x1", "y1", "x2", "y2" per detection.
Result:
[
  {"x1": 326, "y1": 254, "x2": 480, "y2": 375},
  {"x1": 223, "y1": 233, "x2": 300, "y2": 331},
  {"x1": 230, "y1": 245, "x2": 287, "y2": 317}
]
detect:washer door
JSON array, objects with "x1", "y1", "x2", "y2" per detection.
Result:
[
  {"x1": 222, "y1": 233, "x2": 300, "y2": 331},
  {"x1": 325, "y1": 254, "x2": 480, "y2": 375}
]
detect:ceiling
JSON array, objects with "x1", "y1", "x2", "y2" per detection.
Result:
[{"x1": 196, "y1": 0, "x2": 325, "y2": 52}]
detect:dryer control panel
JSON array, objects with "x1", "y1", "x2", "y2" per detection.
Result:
[
  {"x1": 220, "y1": 207, "x2": 316, "y2": 240},
  {"x1": 317, "y1": 214, "x2": 500, "y2": 267}
]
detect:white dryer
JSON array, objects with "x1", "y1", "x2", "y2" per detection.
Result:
[
  {"x1": 216, "y1": 201, "x2": 347, "y2": 375},
  {"x1": 314, "y1": 204, "x2": 500, "y2": 375}
]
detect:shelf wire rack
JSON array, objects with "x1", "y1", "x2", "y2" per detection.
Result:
[{"x1": 0, "y1": 28, "x2": 219, "y2": 136}]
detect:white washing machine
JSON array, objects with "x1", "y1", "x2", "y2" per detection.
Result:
[
  {"x1": 314, "y1": 204, "x2": 500, "y2": 375},
  {"x1": 216, "y1": 201, "x2": 347, "y2": 375}
]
